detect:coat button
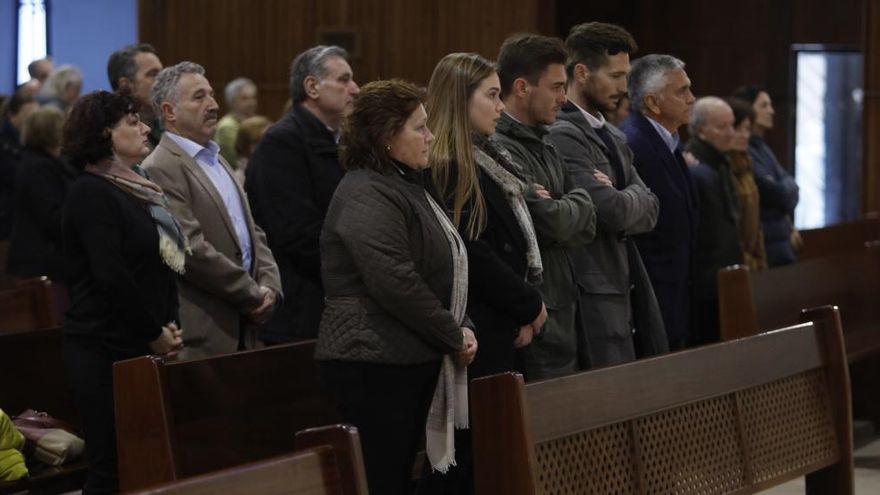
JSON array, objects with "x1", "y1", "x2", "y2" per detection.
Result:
[{"x1": 503, "y1": 243, "x2": 513, "y2": 253}]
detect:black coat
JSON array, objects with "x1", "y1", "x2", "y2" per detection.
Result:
[
  {"x1": 7, "y1": 149, "x2": 76, "y2": 282},
  {"x1": 619, "y1": 112, "x2": 698, "y2": 343},
  {"x1": 0, "y1": 119, "x2": 22, "y2": 240},
  {"x1": 246, "y1": 104, "x2": 343, "y2": 342},
  {"x1": 453, "y1": 152, "x2": 543, "y2": 379},
  {"x1": 686, "y1": 137, "x2": 743, "y2": 300}
]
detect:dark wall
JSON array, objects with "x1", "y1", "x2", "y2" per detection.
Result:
[
  {"x1": 140, "y1": 0, "x2": 552, "y2": 120},
  {"x1": 555, "y1": 0, "x2": 863, "y2": 170}
]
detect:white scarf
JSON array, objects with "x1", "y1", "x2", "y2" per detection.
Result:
[{"x1": 423, "y1": 190, "x2": 469, "y2": 473}]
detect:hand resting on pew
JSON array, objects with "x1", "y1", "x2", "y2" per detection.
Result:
[{"x1": 149, "y1": 322, "x2": 184, "y2": 356}]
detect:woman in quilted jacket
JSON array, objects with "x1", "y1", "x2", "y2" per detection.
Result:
[{"x1": 316, "y1": 79, "x2": 477, "y2": 494}]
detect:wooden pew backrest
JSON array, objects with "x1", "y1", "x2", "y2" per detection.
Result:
[
  {"x1": 126, "y1": 424, "x2": 368, "y2": 495},
  {"x1": 798, "y1": 213, "x2": 880, "y2": 260},
  {"x1": 113, "y1": 340, "x2": 340, "y2": 492},
  {"x1": 719, "y1": 248, "x2": 880, "y2": 361},
  {"x1": 471, "y1": 306, "x2": 853, "y2": 495},
  {"x1": 0, "y1": 277, "x2": 59, "y2": 333}
]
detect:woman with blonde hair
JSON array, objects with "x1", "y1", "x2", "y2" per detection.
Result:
[{"x1": 417, "y1": 52, "x2": 546, "y2": 494}]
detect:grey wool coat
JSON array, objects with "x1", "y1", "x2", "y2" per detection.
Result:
[
  {"x1": 492, "y1": 112, "x2": 597, "y2": 379},
  {"x1": 550, "y1": 102, "x2": 668, "y2": 366}
]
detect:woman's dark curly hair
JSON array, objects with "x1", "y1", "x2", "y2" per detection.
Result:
[
  {"x1": 63, "y1": 90, "x2": 140, "y2": 171},
  {"x1": 339, "y1": 79, "x2": 425, "y2": 172}
]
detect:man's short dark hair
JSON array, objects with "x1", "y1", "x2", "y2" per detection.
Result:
[
  {"x1": 1, "y1": 89, "x2": 35, "y2": 119},
  {"x1": 564, "y1": 22, "x2": 637, "y2": 77},
  {"x1": 107, "y1": 43, "x2": 158, "y2": 90},
  {"x1": 497, "y1": 34, "x2": 567, "y2": 98}
]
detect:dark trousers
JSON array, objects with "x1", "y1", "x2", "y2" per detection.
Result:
[
  {"x1": 319, "y1": 360, "x2": 441, "y2": 495},
  {"x1": 417, "y1": 427, "x2": 474, "y2": 495},
  {"x1": 63, "y1": 337, "x2": 122, "y2": 495}
]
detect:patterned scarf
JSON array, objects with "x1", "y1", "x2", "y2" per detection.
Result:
[
  {"x1": 88, "y1": 165, "x2": 189, "y2": 274},
  {"x1": 423, "y1": 189, "x2": 469, "y2": 473},
  {"x1": 472, "y1": 141, "x2": 543, "y2": 284}
]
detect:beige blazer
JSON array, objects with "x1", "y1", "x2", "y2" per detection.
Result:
[{"x1": 142, "y1": 133, "x2": 282, "y2": 358}]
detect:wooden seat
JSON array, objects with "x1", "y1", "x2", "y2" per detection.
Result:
[
  {"x1": 0, "y1": 276, "x2": 60, "y2": 333},
  {"x1": 798, "y1": 213, "x2": 880, "y2": 260},
  {"x1": 113, "y1": 340, "x2": 340, "y2": 492},
  {"x1": 125, "y1": 424, "x2": 368, "y2": 495},
  {"x1": 471, "y1": 306, "x2": 853, "y2": 494}
]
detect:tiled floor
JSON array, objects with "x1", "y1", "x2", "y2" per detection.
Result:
[{"x1": 759, "y1": 436, "x2": 880, "y2": 494}]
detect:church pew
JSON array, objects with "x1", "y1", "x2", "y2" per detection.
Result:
[
  {"x1": 718, "y1": 247, "x2": 880, "y2": 362},
  {"x1": 0, "y1": 326, "x2": 85, "y2": 495},
  {"x1": 113, "y1": 340, "x2": 340, "y2": 492},
  {"x1": 471, "y1": 306, "x2": 853, "y2": 494},
  {"x1": 798, "y1": 213, "x2": 880, "y2": 260},
  {"x1": 125, "y1": 424, "x2": 368, "y2": 495},
  {"x1": 0, "y1": 276, "x2": 60, "y2": 333},
  {"x1": 718, "y1": 247, "x2": 880, "y2": 428}
]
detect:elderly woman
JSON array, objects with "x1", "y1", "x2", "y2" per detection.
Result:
[
  {"x1": 62, "y1": 91, "x2": 183, "y2": 494},
  {"x1": 418, "y1": 52, "x2": 547, "y2": 494},
  {"x1": 316, "y1": 80, "x2": 477, "y2": 494},
  {"x1": 732, "y1": 85, "x2": 800, "y2": 266},
  {"x1": 726, "y1": 98, "x2": 768, "y2": 271},
  {"x1": 6, "y1": 106, "x2": 76, "y2": 283},
  {"x1": 233, "y1": 115, "x2": 271, "y2": 183},
  {"x1": 36, "y1": 64, "x2": 83, "y2": 113}
]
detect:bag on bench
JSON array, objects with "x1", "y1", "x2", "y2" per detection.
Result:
[{"x1": 12, "y1": 409, "x2": 84, "y2": 467}]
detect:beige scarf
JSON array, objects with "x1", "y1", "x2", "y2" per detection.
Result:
[{"x1": 423, "y1": 190, "x2": 469, "y2": 473}]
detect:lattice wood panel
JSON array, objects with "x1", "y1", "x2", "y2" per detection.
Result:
[
  {"x1": 535, "y1": 422, "x2": 638, "y2": 494},
  {"x1": 738, "y1": 369, "x2": 838, "y2": 484},
  {"x1": 637, "y1": 395, "x2": 747, "y2": 494}
]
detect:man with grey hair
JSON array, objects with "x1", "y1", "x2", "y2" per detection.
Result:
[
  {"x1": 215, "y1": 77, "x2": 258, "y2": 164},
  {"x1": 244, "y1": 45, "x2": 358, "y2": 344},
  {"x1": 143, "y1": 61, "x2": 282, "y2": 358},
  {"x1": 685, "y1": 96, "x2": 742, "y2": 345},
  {"x1": 107, "y1": 43, "x2": 164, "y2": 146},
  {"x1": 36, "y1": 64, "x2": 82, "y2": 112},
  {"x1": 619, "y1": 54, "x2": 697, "y2": 349}
]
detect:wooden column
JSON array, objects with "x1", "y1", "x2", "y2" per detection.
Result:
[{"x1": 863, "y1": 0, "x2": 880, "y2": 213}]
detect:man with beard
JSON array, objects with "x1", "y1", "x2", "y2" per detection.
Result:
[
  {"x1": 143, "y1": 62, "x2": 282, "y2": 358},
  {"x1": 493, "y1": 34, "x2": 597, "y2": 380},
  {"x1": 549, "y1": 22, "x2": 666, "y2": 366}
]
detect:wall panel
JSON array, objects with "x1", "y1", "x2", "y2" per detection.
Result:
[{"x1": 139, "y1": 0, "x2": 546, "y2": 119}]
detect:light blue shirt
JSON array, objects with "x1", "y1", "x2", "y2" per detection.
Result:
[
  {"x1": 645, "y1": 115, "x2": 681, "y2": 153},
  {"x1": 167, "y1": 132, "x2": 253, "y2": 273}
]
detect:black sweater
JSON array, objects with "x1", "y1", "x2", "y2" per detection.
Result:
[{"x1": 62, "y1": 174, "x2": 179, "y2": 356}]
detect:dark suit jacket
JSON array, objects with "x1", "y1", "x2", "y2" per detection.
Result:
[
  {"x1": 246, "y1": 104, "x2": 342, "y2": 342},
  {"x1": 619, "y1": 112, "x2": 698, "y2": 343},
  {"x1": 7, "y1": 149, "x2": 76, "y2": 282}
]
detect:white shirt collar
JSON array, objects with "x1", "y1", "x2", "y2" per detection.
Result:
[
  {"x1": 570, "y1": 100, "x2": 606, "y2": 129},
  {"x1": 167, "y1": 132, "x2": 221, "y2": 163},
  {"x1": 644, "y1": 115, "x2": 680, "y2": 152}
]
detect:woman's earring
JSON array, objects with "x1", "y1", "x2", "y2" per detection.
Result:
[{"x1": 385, "y1": 144, "x2": 392, "y2": 152}]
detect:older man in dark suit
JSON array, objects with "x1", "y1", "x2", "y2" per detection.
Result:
[
  {"x1": 143, "y1": 61, "x2": 282, "y2": 358},
  {"x1": 245, "y1": 46, "x2": 360, "y2": 344},
  {"x1": 619, "y1": 54, "x2": 697, "y2": 349}
]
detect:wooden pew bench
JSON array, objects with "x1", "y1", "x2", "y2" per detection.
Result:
[
  {"x1": 0, "y1": 326, "x2": 85, "y2": 495},
  {"x1": 113, "y1": 340, "x2": 340, "y2": 492},
  {"x1": 126, "y1": 424, "x2": 368, "y2": 495},
  {"x1": 0, "y1": 277, "x2": 61, "y2": 334},
  {"x1": 798, "y1": 214, "x2": 880, "y2": 260},
  {"x1": 718, "y1": 247, "x2": 880, "y2": 362},
  {"x1": 471, "y1": 306, "x2": 853, "y2": 494}
]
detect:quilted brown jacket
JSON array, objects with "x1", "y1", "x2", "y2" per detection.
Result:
[{"x1": 315, "y1": 165, "x2": 465, "y2": 364}]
